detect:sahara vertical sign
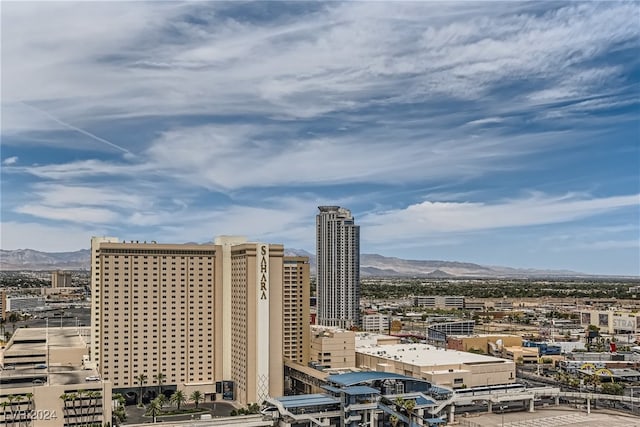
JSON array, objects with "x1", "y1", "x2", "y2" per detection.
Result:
[{"x1": 256, "y1": 243, "x2": 270, "y2": 401}]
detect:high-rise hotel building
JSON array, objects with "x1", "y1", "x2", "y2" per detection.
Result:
[
  {"x1": 316, "y1": 206, "x2": 361, "y2": 329},
  {"x1": 283, "y1": 257, "x2": 310, "y2": 364},
  {"x1": 90, "y1": 236, "x2": 309, "y2": 405}
]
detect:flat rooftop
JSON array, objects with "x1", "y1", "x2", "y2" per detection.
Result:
[
  {"x1": 7, "y1": 327, "x2": 88, "y2": 350},
  {"x1": 1, "y1": 327, "x2": 96, "y2": 389},
  {"x1": 0, "y1": 366, "x2": 99, "y2": 388},
  {"x1": 357, "y1": 343, "x2": 512, "y2": 366}
]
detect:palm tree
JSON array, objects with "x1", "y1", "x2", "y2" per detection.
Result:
[
  {"x1": 23, "y1": 393, "x2": 34, "y2": 427},
  {"x1": 12, "y1": 395, "x2": 24, "y2": 427},
  {"x1": 68, "y1": 391, "x2": 82, "y2": 426},
  {"x1": 170, "y1": 391, "x2": 186, "y2": 411},
  {"x1": 156, "y1": 393, "x2": 166, "y2": 410},
  {"x1": 8, "y1": 312, "x2": 19, "y2": 335},
  {"x1": 146, "y1": 398, "x2": 162, "y2": 423},
  {"x1": 134, "y1": 374, "x2": 147, "y2": 407},
  {"x1": 403, "y1": 398, "x2": 416, "y2": 427},
  {"x1": 1, "y1": 401, "x2": 12, "y2": 427},
  {"x1": 393, "y1": 396, "x2": 405, "y2": 411},
  {"x1": 85, "y1": 391, "x2": 102, "y2": 426},
  {"x1": 59, "y1": 393, "x2": 71, "y2": 421},
  {"x1": 112, "y1": 394, "x2": 126, "y2": 426},
  {"x1": 153, "y1": 373, "x2": 166, "y2": 398},
  {"x1": 5, "y1": 395, "x2": 17, "y2": 427},
  {"x1": 190, "y1": 391, "x2": 203, "y2": 409}
]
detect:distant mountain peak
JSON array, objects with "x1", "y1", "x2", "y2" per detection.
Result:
[{"x1": 0, "y1": 247, "x2": 592, "y2": 278}]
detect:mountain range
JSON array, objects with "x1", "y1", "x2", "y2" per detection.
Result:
[{"x1": 0, "y1": 247, "x2": 596, "y2": 278}]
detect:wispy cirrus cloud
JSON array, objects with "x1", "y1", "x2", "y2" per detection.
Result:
[
  {"x1": 362, "y1": 192, "x2": 640, "y2": 243},
  {"x1": 1, "y1": 1, "x2": 638, "y2": 274},
  {"x1": 16, "y1": 204, "x2": 119, "y2": 224},
  {"x1": 2, "y1": 1, "x2": 638, "y2": 136}
]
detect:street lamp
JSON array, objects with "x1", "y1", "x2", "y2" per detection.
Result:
[{"x1": 500, "y1": 405, "x2": 507, "y2": 427}]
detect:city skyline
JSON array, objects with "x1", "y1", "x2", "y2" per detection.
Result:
[{"x1": 1, "y1": 2, "x2": 639, "y2": 276}]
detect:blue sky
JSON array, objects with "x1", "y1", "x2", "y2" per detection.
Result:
[{"x1": 1, "y1": 1, "x2": 639, "y2": 275}]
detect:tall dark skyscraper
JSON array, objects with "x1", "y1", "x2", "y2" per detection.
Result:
[{"x1": 316, "y1": 206, "x2": 360, "y2": 329}]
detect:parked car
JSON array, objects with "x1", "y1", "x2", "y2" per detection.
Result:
[
  {"x1": 34, "y1": 364, "x2": 47, "y2": 369},
  {"x1": 85, "y1": 376, "x2": 100, "y2": 382}
]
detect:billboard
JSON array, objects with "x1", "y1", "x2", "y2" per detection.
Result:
[
  {"x1": 581, "y1": 312, "x2": 591, "y2": 325},
  {"x1": 216, "y1": 381, "x2": 234, "y2": 401},
  {"x1": 612, "y1": 316, "x2": 635, "y2": 331}
]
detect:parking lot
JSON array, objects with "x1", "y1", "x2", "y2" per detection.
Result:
[{"x1": 460, "y1": 408, "x2": 640, "y2": 427}]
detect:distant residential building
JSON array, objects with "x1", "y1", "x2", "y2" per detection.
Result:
[
  {"x1": 309, "y1": 326, "x2": 356, "y2": 370},
  {"x1": 316, "y1": 206, "x2": 360, "y2": 329},
  {"x1": 493, "y1": 300, "x2": 514, "y2": 310},
  {"x1": 51, "y1": 270, "x2": 73, "y2": 288},
  {"x1": 464, "y1": 300, "x2": 486, "y2": 311},
  {"x1": 427, "y1": 320, "x2": 475, "y2": 344},
  {"x1": 362, "y1": 313, "x2": 390, "y2": 332},
  {"x1": 414, "y1": 295, "x2": 465, "y2": 309}
]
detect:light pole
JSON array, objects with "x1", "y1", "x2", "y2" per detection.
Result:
[{"x1": 500, "y1": 405, "x2": 507, "y2": 427}]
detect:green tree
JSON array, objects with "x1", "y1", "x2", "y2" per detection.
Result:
[
  {"x1": 8, "y1": 312, "x2": 20, "y2": 334},
  {"x1": 403, "y1": 398, "x2": 416, "y2": 427},
  {"x1": 112, "y1": 394, "x2": 126, "y2": 426},
  {"x1": 601, "y1": 382, "x2": 624, "y2": 395},
  {"x1": 3, "y1": 397, "x2": 17, "y2": 427},
  {"x1": 134, "y1": 374, "x2": 147, "y2": 407},
  {"x1": 153, "y1": 373, "x2": 166, "y2": 398},
  {"x1": 11, "y1": 395, "x2": 24, "y2": 427},
  {"x1": 170, "y1": 391, "x2": 186, "y2": 411},
  {"x1": 189, "y1": 391, "x2": 203, "y2": 409},
  {"x1": 146, "y1": 398, "x2": 162, "y2": 423},
  {"x1": 86, "y1": 390, "x2": 102, "y2": 426},
  {"x1": 155, "y1": 393, "x2": 166, "y2": 409}
]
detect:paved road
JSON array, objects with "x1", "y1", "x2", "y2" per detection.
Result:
[{"x1": 122, "y1": 402, "x2": 235, "y2": 425}]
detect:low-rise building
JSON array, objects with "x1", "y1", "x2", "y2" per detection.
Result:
[
  {"x1": 309, "y1": 326, "x2": 356, "y2": 370},
  {"x1": 447, "y1": 334, "x2": 522, "y2": 354},
  {"x1": 580, "y1": 309, "x2": 640, "y2": 335},
  {"x1": 361, "y1": 313, "x2": 390, "y2": 332},
  {"x1": 414, "y1": 296, "x2": 465, "y2": 310},
  {"x1": 355, "y1": 335, "x2": 515, "y2": 389}
]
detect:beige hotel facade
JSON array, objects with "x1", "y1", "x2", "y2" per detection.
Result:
[{"x1": 90, "y1": 236, "x2": 310, "y2": 406}]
